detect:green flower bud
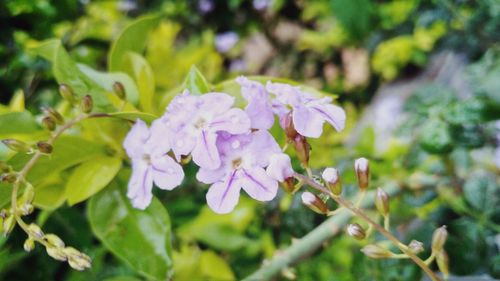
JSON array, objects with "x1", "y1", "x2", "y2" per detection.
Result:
[
  {"x1": 46, "y1": 246, "x2": 67, "y2": 261},
  {"x1": 0, "y1": 161, "x2": 10, "y2": 173},
  {"x1": 42, "y1": 116, "x2": 56, "y2": 131},
  {"x1": 113, "y1": 81, "x2": 126, "y2": 99},
  {"x1": 36, "y1": 141, "x2": 53, "y2": 154},
  {"x1": 27, "y1": 223, "x2": 44, "y2": 239},
  {"x1": 361, "y1": 244, "x2": 394, "y2": 259},
  {"x1": 24, "y1": 237, "x2": 35, "y2": 252},
  {"x1": 431, "y1": 226, "x2": 447, "y2": 253},
  {"x1": 59, "y1": 84, "x2": 76, "y2": 104},
  {"x1": 19, "y1": 204, "x2": 34, "y2": 216},
  {"x1": 375, "y1": 187, "x2": 390, "y2": 216},
  {"x1": 1, "y1": 173, "x2": 17, "y2": 183},
  {"x1": 2, "y1": 215, "x2": 15, "y2": 236},
  {"x1": 45, "y1": 234, "x2": 65, "y2": 248},
  {"x1": 21, "y1": 184, "x2": 35, "y2": 205},
  {"x1": 64, "y1": 247, "x2": 92, "y2": 271},
  {"x1": 2, "y1": 139, "x2": 32, "y2": 153},
  {"x1": 42, "y1": 107, "x2": 64, "y2": 125},
  {"x1": 301, "y1": 191, "x2": 329, "y2": 214},
  {"x1": 80, "y1": 95, "x2": 93, "y2": 113},
  {"x1": 436, "y1": 250, "x2": 449, "y2": 279},
  {"x1": 346, "y1": 223, "x2": 366, "y2": 240},
  {"x1": 408, "y1": 240, "x2": 424, "y2": 254}
]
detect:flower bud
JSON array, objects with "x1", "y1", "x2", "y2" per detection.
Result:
[
  {"x1": 1, "y1": 173, "x2": 17, "y2": 183},
  {"x1": 113, "y1": 81, "x2": 126, "y2": 99},
  {"x1": 293, "y1": 135, "x2": 310, "y2": 168},
  {"x1": 436, "y1": 250, "x2": 449, "y2": 279},
  {"x1": 408, "y1": 240, "x2": 424, "y2": 254},
  {"x1": 21, "y1": 184, "x2": 35, "y2": 205},
  {"x1": 0, "y1": 161, "x2": 9, "y2": 173},
  {"x1": 281, "y1": 177, "x2": 295, "y2": 193},
  {"x1": 346, "y1": 223, "x2": 366, "y2": 240},
  {"x1": 375, "y1": 187, "x2": 389, "y2": 216},
  {"x1": 36, "y1": 141, "x2": 53, "y2": 154},
  {"x1": 42, "y1": 107, "x2": 64, "y2": 124},
  {"x1": 20, "y1": 204, "x2": 34, "y2": 216},
  {"x1": 301, "y1": 192, "x2": 329, "y2": 214},
  {"x1": 0, "y1": 210, "x2": 8, "y2": 219},
  {"x1": 2, "y1": 139, "x2": 32, "y2": 153},
  {"x1": 42, "y1": 116, "x2": 56, "y2": 131},
  {"x1": 64, "y1": 247, "x2": 92, "y2": 270},
  {"x1": 59, "y1": 84, "x2": 76, "y2": 104},
  {"x1": 24, "y1": 237, "x2": 35, "y2": 252},
  {"x1": 283, "y1": 112, "x2": 298, "y2": 140},
  {"x1": 80, "y1": 95, "x2": 93, "y2": 113},
  {"x1": 361, "y1": 244, "x2": 394, "y2": 259},
  {"x1": 2, "y1": 215, "x2": 15, "y2": 236},
  {"x1": 322, "y1": 167, "x2": 342, "y2": 196},
  {"x1": 45, "y1": 234, "x2": 65, "y2": 248},
  {"x1": 46, "y1": 246, "x2": 67, "y2": 261},
  {"x1": 27, "y1": 223, "x2": 44, "y2": 239},
  {"x1": 431, "y1": 226, "x2": 447, "y2": 253},
  {"x1": 354, "y1": 157, "x2": 369, "y2": 191}
]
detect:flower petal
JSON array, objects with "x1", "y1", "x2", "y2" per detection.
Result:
[
  {"x1": 309, "y1": 103, "x2": 346, "y2": 132},
  {"x1": 237, "y1": 76, "x2": 275, "y2": 129},
  {"x1": 206, "y1": 171, "x2": 241, "y2": 214},
  {"x1": 292, "y1": 105, "x2": 324, "y2": 138},
  {"x1": 123, "y1": 119, "x2": 150, "y2": 159},
  {"x1": 240, "y1": 167, "x2": 278, "y2": 201},
  {"x1": 209, "y1": 108, "x2": 251, "y2": 134},
  {"x1": 247, "y1": 130, "x2": 281, "y2": 167},
  {"x1": 151, "y1": 155, "x2": 184, "y2": 190},
  {"x1": 266, "y1": 153, "x2": 294, "y2": 182},
  {"x1": 169, "y1": 130, "x2": 197, "y2": 161},
  {"x1": 127, "y1": 161, "x2": 153, "y2": 210},
  {"x1": 192, "y1": 130, "x2": 221, "y2": 169},
  {"x1": 196, "y1": 166, "x2": 227, "y2": 184},
  {"x1": 199, "y1": 92, "x2": 235, "y2": 115}
]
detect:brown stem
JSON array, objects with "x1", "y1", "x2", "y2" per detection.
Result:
[{"x1": 295, "y1": 173, "x2": 442, "y2": 281}]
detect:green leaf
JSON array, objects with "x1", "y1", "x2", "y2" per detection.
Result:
[
  {"x1": 28, "y1": 39, "x2": 112, "y2": 111},
  {"x1": 418, "y1": 119, "x2": 453, "y2": 154},
  {"x1": 66, "y1": 156, "x2": 122, "y2": 205},
  {"x1": 199, "y1": 250, "x2": 236, "y2": 280},
  {"x1": 109, "y1": 112, "x2": 158, "y2": 124},
  {"x1": 444, "y1": 99, "x2": 486, "y2": 125},
  {"x1": 330, "y1": 0, "x2": 373, "y2": 40},
  {"x1": 124, "y1": 52, "x2": 156, "y2": 113},
  {"x1": 0, "y1": 111, "x2": 40, "y2": 136},
  {"x1": 77, "y1": 64, "x2": 139, "y2": 105},
  {"x1": 463, "y1": 172, "x2": 498, "y2": 213},
  {"x1": 88, "y1": 182, "x2": 173, "y2": 280},
  {"x1": 108, "y1": 14, "x2": 161, "y2": 72},
  {"x1": 34, "y1": 183, "x2": 66, "y2": 210},
  {"x1": 182, "y1": 66, "x2": 211, "y2": 95}
]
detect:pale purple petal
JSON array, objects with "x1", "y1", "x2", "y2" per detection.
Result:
[
  {"x1": 237, "y1": 77, "x2": 275, "y2": 129},
  {"x1": 206, "y1": 171, "x2": 241, "y2": 214},
  {"x1": 127, "y1": 161, "x2": 153, "y2": 210},
  {"x1": 169, "y1": 130, "x2": 197, "y2": 161},
  {"x1": 309, "y1": 103, "x2": 346, "y2": 132},
  {"x1": 266, "y1": 153, "x2": 294, "y2": 182},
  {"x1": 209, "y1": 108, "x2": 251, "y2": 134},
  {"x1": 215, "y1": 32, "x2": 239, "y2": 53},
  {"x1": 240, "y1": 167, "x2": 278, "y2": 201},
  {"x1": 292, "y1": 105, "x2": 324, "y2": 138},
  {"x1": 199, "y1": 92, "x2": 235, "y2": 114},
  {"x1": 266, "y1": 81, "x2": 302, "y2": 106},
  {"x1": 192, "y1": 130, "x2": 221, "y2": 169},
  {"x1": 151, "y1": 155, "x2": 184, "y2": 190},
  {"x1": 196, "y1": 166, "x2": 227, "y2": 184},
  {"x1": 123, "y1": 119, "x2": 150, "y2": 159},
  {"x1": 247, "y1": 130, "x2": 281, "y2": 167},
  {"x1": 148, "y1": 119, "x2": 172, "y2": 156}
]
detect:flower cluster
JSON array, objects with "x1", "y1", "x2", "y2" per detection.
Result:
[{"x1": 123, "y1": 77, "x2": 346, "y2": 213}]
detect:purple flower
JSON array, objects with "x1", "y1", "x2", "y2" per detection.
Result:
[
  {"x1": 198, "y1": 0, "x2": 214, "y2": 14},
  {"x1": 266, "y1": 82, "x2": 346, "y2": 138},
  {"x1": 123, "y1": 119, "x2": 184, "y2": 209},
  {"x1": 161, "y1": 90, "x2": 251, "y2": 170},
  {"x1": 215, "y1": 32, "x2": 239, "y2": 53},
  {"x1": 253, "y1": 0, "x2": 272, "y2": 10},
  {"x1": 266, "y1": 153, "x2": 294, "y2": 182},
  {"x1": 236, "y1": 76, "x2": 274, "y2": 129},
  {"x1": 196, "y1": 130, "x2": 281, "y2": 214}
]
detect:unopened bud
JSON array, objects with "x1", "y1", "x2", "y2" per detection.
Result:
[
  {"x1": 431, "y1": 226, "x2": 447, "y2": 253},
  {"x1": 2, "y1": 215, "x2": 15, "y2": 236},
  {"x1": 2, "y1": 139, "x2": 32, "y2": 153},
  {"x1": 27, "y1": 223, "x2": 44, "y2": 239},
  {"x1": 59, "y1": 84, "x2": 75, "y2": 104},
  {"x1": 436, "y1": 250, "x2": 449, "y2": 279},
  {"x1": 42, "y1": 116, "x2": 56, "y2": 131},
  {"x1": 0, "y1": 210, "x2": 8, "y2": 219},
  {"x1": 301, "y1": 192, "x2": 329, "y2": 214},
  {"x1": 21, "y1": 184, "x2": 35, "y2": 205},
  {"x1": 354, "y1": 157, "x2": 369, "y2": 190},
  {"x1": 42, "y1": 107, "x2": 64, "y2": 124},
  {"x1": 64, "y1": 247, "x2": 91, "y2": 271},
  {"x1": 281, "y1": 177, "x2": 295, "y2": 193},
  {"x1": 322, "y1": 168, "x2": 342, "y2": 195},
  {"x1": 24, "y1": 238, "x2": 35, "y2": 252},
  {"x1": 36, "y1": 141, "x2": 53, "y2": 154},
  {"x1": 1, "y1": 173, "x2": 17, "y2": 183},
  {"x1": 293, "y1": 135, "x2": 310, "y2": 168},
  {"x1": 113, "y1": 81, "x2": 126, "y2": 99},
  {"x1": 47, "y1": 246, "x2": 67, "y2": 261},
  {"x1": 375, "y1": 187, "x2": 389, "y2": 216},
  {"x1": 346, "y1": 223, "x2": 366, "y2": 240},
  {"x1": 20, "y1": 204, "x2": 34, "y2": 216},
  {"x1": 45, "y1": 234, "x2": 65, "y2": 248},
  {"x1": 283, "y1": 112, "x2": 298, "y2": 140},
  {"x1": 80, "y1": 95, "x2": 93, "y2": 113},
  {"x1": 408, "y1": 240, "x2": 424, "y2": 254},
  {"x1": 361, "y1": 244, "x2": 394, "y2": 259}
]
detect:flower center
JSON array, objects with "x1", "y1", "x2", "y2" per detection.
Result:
[
  {"x1": 143, "y1": 154, "x2": 151, "y2": 164},
  {"x1": 194, "y1": 117, "x2": 207, "y2": 129},
  {"x1": 232, "y1": 157, "x2": 242, "y2": 169}
]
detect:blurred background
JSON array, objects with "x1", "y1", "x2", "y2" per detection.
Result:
[{"x1": 0, "y1": 0, "x2": 499, "y2": 280}]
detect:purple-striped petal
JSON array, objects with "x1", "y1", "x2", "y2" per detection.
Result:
[
  {"x1": 123, "y1": 119, "x2": 150, "y2": 159},
  {"x1": 196, "y1": 166, "x2": 226, "y2": 184},
  {"x1": 209, "y1": 108, "x2": 251, "y2": 134},
  {"x1": 240, "y1": 167, "x2": 278, "y2": 201},
  {"x1": 292, "y1": 105, "x2": 324, "y2": 138},
  {"x1": 266, "y1": 153, "x2": 294, "y2": 182},
  {"x1": 192, "y1": 130, "x2": 221, "y2": 169},
  {"x1": 127, "y1": 160, "x2": 153, "y2": 210},
  {"x1": 151, "y1": 155, "x2": 184, "y2": 190},
  {"x1": 309, "y1": 103, "x2": 346, "y2": 132},
  {"x1": 206, "y1": 171, "x2": 241, "y2": 214}
]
